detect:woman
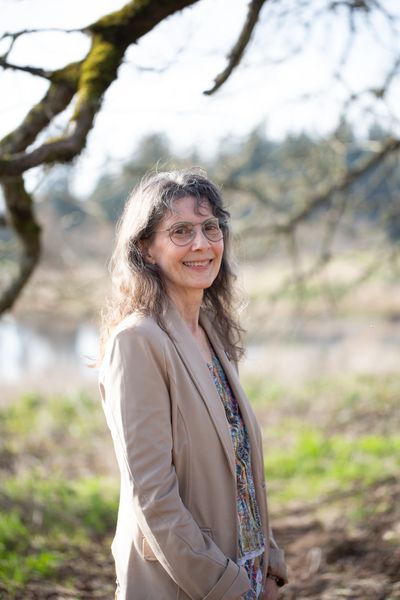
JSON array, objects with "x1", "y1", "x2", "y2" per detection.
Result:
[{"x1": 99, "y1": 169, "x2": 288, "y2": 600}]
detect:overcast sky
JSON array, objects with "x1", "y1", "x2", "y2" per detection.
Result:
[{"x1": 0, "y1": 0, "x2": 399, "y2": 195}]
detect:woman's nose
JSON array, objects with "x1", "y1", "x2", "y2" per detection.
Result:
[{"x1": 191, "y1": 226, "x2": 211, "y2": 249}]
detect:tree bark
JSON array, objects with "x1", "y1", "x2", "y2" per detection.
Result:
[
  {"x1": 0, "y1": 0, "x2": 199, "y2": 313},
  {"x1": 0, "y1": 177, "x2": 41, "y2": 313}
]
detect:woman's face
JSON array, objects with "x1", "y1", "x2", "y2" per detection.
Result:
[{"x1": 145, "y1": 196, "x2": 224, "y2": 303}]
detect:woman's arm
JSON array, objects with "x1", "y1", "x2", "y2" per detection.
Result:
[{"x1": 100, "y1": 325, "x2": 250, "y2": 600}]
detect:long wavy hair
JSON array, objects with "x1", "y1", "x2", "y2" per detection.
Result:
[{"x1": 99, "y1": 168, "x2": 244, "y2": 362}]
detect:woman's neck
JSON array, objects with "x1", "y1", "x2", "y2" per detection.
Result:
[
  {"x1": 168, "y1": 289, "x2": 203, "y2": 334},
  {"x1": 168, "y1": 290, "x2": 212, "y2": 363}
]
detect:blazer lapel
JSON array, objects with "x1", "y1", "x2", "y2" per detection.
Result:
[
  {"x1": 164, "y1": 303, "x2": 236, "y2": 478},
  {"x1": 201, "y1": 311, "x2": 270, "y2": 559},
  {"x1": 200, "y1": 310, "x2": 263, "y2": 481}
]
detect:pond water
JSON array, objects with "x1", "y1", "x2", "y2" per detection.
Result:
[
  {"x1": 0, "y1": 316, "x2": 98, "y2": 385},
  {"x1": 1, "y1": 314, "x2": 400, "y2": 389}
]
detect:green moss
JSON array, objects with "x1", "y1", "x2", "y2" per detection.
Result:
[
  {"x1": 75, "y1": 35, "x2": 123, "y2": 112},
  {"x1": 52, "y1": 61, "x2": 82, "y2": 87},
  {"x1": 93, "y1": 0, "x2": 151, "y2": 30}
]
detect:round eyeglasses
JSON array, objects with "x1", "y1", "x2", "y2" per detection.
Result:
[{"x1": 157, "y1": 218, "x2": 225, "y2": 247}]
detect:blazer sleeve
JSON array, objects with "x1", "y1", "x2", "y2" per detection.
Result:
[{"x1": 100, "y1": 326, "x2": 251, "y2": 600}]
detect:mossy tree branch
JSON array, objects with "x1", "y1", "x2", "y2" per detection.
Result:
[
  {"x1": 0, "y1": 0, "x2": 199, "y2": 312},
  {"x1": 0, "y1": 177, "x2": 41, "y2": 313},
  {"x1": 0, "y1": 0, "x2": 200, "y2": 177},
  {"x1": 0, "y1": 62, "x2": 82, "y2": 155},
  {"x1": 0, "y1": 0, "x2": 399, "y2": 314}
]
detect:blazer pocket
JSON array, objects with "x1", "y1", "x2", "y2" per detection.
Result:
[
  {"x1": 142, "y1": 536, "x2": 158, "y2": 561},
  {"x1": 142, "y1": 529, "x2": 214, "y2": 562}
]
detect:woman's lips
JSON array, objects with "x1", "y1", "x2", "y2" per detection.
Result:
[{"x1": 183, "y1": 259, "x2": 212, "y2": 268}]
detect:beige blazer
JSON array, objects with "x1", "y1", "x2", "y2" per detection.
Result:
[{"x1": 99, "y1": 302, "x2": 287, "y2": 600}]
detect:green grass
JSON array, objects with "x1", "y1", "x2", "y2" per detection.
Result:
[
  {"x1": 1, "y1": 374, "x2": 399, "y2": 592},
  {"x1": 241, "y1": 377, "x2": 286, "y2": 408},
  {"x1": 0, "y1": 475, "x2": 118, "y2": 591},
  {"x1": 0, "y1": 391, "x2": 118, "y2": 593},
  {"x1": 264, "y1": 428, "x2": 400, "y2": 502},
  {"x1": 242, "y1": 372, "x2": 400, "y2": 504}
]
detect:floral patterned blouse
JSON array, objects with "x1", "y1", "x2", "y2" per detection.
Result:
[{"x1": 207, "y1": 353, "x2": 265, "y2": 600}]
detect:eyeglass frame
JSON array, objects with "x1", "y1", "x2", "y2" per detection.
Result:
[{"x1": 154, "y1": 217, "x2": 226, "y2": 247}]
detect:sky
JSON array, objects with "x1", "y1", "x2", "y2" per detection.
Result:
[{"x1": 0, "y1": 0, "x2": 399, "y2": 195}]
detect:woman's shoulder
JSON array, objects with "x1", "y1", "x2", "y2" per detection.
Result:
[
  {"x1": 111, "y1": 312, "x2": 169, "y2": 347},
  {"x1": 99, "y1": 314, "x2": 168, "y2": 379},
  {"x1": 100, "y1": 312, "x2": 168, "y2": 371}
]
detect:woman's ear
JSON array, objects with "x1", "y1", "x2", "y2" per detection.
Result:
[{"x1": 139, "y1": 240, "x2": 155, "y2": 265}]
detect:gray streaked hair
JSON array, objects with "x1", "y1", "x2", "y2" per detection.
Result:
[{"x1": 99, "y1": 168, "x2": 244, "y2": 362}]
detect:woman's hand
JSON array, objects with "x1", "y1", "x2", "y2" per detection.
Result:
[{"x1": 262, "y1": 577, "x2": 280, "y2": 600}]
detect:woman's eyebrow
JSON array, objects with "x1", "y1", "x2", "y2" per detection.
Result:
[{"x1": 169, "y1": 217, "x2": 217, "y2": 227}]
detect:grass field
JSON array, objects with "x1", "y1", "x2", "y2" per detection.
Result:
[{"x1": 0, "y1": 372, "x2": 399, "y2": 598}]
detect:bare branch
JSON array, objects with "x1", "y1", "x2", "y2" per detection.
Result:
[
  {"x1": 204, "y1": 0, "x2": 268, "y2": 95},
  {"x1": 0, "y1": 27, "x2": 82, "y2": 44},
  {"x1": 223, "y1": 178, "x2": 281, "y2": 210},
  {"x1": 286, "y1": 229, "x2": 308, "y2": 311},
  {"x1": 268, "y1": 247, "x2": 332, "y2": 306},
  {"x1": 0, "y1": 27, "x2": 84, "y2": 44},
  {"x1": 240, "y1": 137, "x2": 400, "y2": 238},
  {"x1": 0, "y1": 27, "x2": 83, "y2": 65},
  {"x1": 0, "y1": 57, "x2": 53, "y2": 79},
  {"x1": 0, "y1": 177, "x2": 41, "y2": 313},
  {"x1": 382, "y1": 54, "x2": 400, "y2": 91},
  {"x1": 277, "y1": 137, "x2": 400, "y2": 233}
]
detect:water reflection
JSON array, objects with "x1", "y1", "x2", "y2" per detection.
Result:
[
  {"x1": 1, "y1": 314, "x2": 400, "y2": 385},
  {"x1": 0, "y1": 316, "x2": 98, "y2": 384}
]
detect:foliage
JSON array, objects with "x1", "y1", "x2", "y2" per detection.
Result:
[
  {"x1": 0, "y1": 390, "x2": 118, "y2": 593},
  {"x1": 244, "y1": 372, "x2": 400, "y2": 503},
  {"x1": 265, "y1": 429, "x2": 400, "y2": 502},
  {"x1": 0, "y1": 476, "x2": 117, "y2": 592},
  {"x1": 0, "y1": 371, "x2": 399, "y2": 593}
]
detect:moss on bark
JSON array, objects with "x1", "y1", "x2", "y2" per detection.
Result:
[
  {"x1": 75, "y1": 35, "x2": 124, "y2": 112},
  {"x1": 93, "y1": 0, "x2": 152, "y2": 30}
]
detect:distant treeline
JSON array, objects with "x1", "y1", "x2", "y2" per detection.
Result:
[{"x1": 36, "y1": 121, "x2": 400, "y2": 243}]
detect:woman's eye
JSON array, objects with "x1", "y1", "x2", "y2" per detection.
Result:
[
  {"x1": 173, "y1": 226, "x2": 191, "y2": 236},
  {"x1": 204, "y1": 222, "x2": 219, "y2": 232}
]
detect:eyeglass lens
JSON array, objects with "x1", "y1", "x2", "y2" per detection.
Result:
[{"x1": 170, "y1": 220, "x2": 223, "y2": 246}]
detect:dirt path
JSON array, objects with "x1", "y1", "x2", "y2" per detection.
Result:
[
  {"x1": 5, "y1": 478, "x2": 398, "y2": 600},
  {"x1": 278, "y1": 477, "x2": 400, "y2": 600}
]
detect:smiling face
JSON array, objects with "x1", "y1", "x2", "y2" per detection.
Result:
[{"x1": 145, "y1": 196, "x2": 224, "y2": 306}]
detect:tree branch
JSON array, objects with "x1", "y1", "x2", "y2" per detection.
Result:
[
  {"x1": 276, "y1": 137, "x2": 400, "y2": 234},
  {"x1": 240, "y1": 137, "x2": 400, "y2": 238},
  {"x1": 0, "y1": 27, "x2": 82, "y2": 44},
  {"x1": 0, "y1": 177, "x2": 41, "y2": 313},
  {"x1": 0, "y1": 0, "x2": 200, "y2": 314},
  {"x1": 0, "y1": 104, "x2": 96, "y2": 175},
  {"x1": 204, "y1": 0, "x2": 268, "y2": 95},
  {"x1": 0, "y1": 0, "x2": 200, "y2": 177},
  {"x1": 0, "y1": 62, "x2": 82, "y2": 155},
  {"x1": 0, "y1": 58, "x2": 53, "y2": 79}
]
